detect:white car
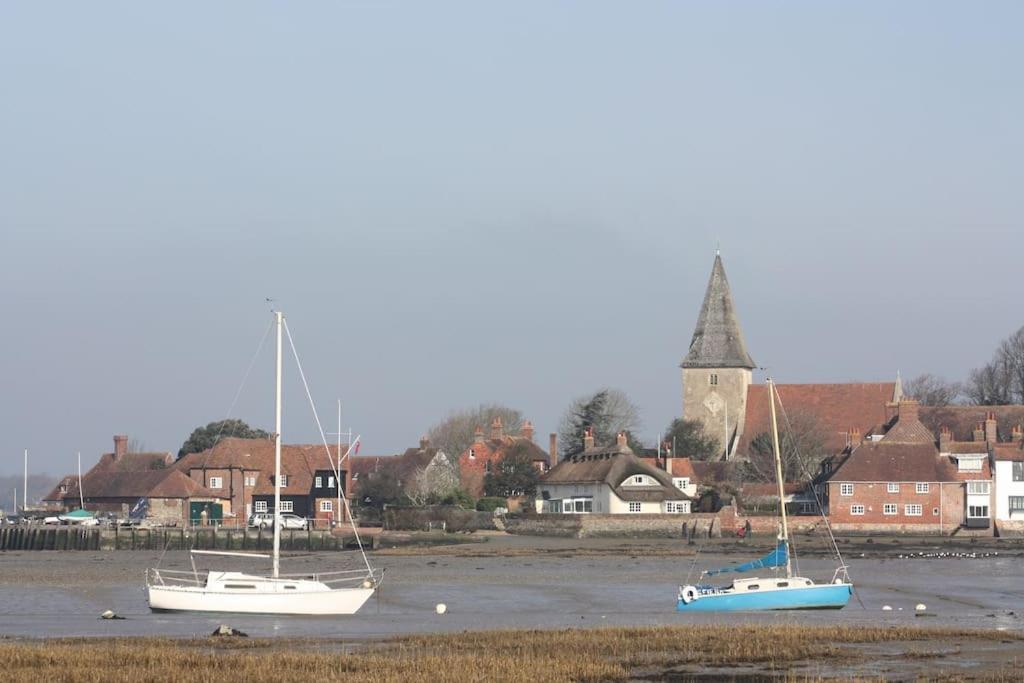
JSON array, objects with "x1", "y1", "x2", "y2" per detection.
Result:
[{"x1": 248, "y1": 513, "x2": 308, "y2": 530}]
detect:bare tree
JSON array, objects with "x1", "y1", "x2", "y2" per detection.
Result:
[
  {"x1": 965, "y1": 326, "x2": 1024, "y2": 405},
  {"x1": 406, "y1": 458, "x2": 460, "y2": 506},
  {"x1": 903, "y1": 373, "x2": 962, "y2": 406},
  {"x1": 743, "y1": 409, "x2": 829, "y2": 484},
  {"x1": 127, "y1": 437, "x2": 147, "y2": 454},
  {"x1": 558, "y1": 388, "x2": 642, "y2": 458},
  {"x1": 426, "y1": 404, "x2": 524, "y2": 460}
]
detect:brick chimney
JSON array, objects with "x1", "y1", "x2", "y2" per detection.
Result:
[
  {"x1": 474, "y1": 426, "x2": 485, "y2": 444},
  {"x1": 490, "y1": 416, "x2": 504, "y2": 441},
  {"x1": 616, "y1": 431, "x2": 628, "y2": 448},
  {"x1": 520, "y1": 420, "x2": 535, "y2": 442},
  {"x1": 113, "y1": 434, "x2": 128, "y2": 460},
  {"x1": 1012, "y1": 424, "x2": 1023, "y2": 443},
  {"x1": 583, "y1": 426, "x2": 594, "y2": 452},
  {"x1": 939, "y1": 425, "x2": 952, "y2": 450},
  {"x1": 897, "y1": 399, "x2": 920, "y2": 423},
  {"x1": 985, "y1": 412, "x2": 998, "y2": 444},
  {"x1": 419, "y1": 435, "x2": 430, "y2": 450},
  {"x1": 549, "y1": 433, "x2": 558, "y2": 469},
  {"x1": 973, "y1": 422, "x2": 985, "y2": 442},
  {"x1": 848, "y1": 428, "x2": 862, "y2": 450}
]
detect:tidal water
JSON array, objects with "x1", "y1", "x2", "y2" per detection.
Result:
[{"x1": 0, "y1": 548, "x2": 1021, "y2": 639}]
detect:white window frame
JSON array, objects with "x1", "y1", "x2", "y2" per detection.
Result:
[
  {"x1": 279, "y1": 500, "x2": 293, "y2": 513},
  {"x1": 850, "y1": 504, "x2": 865, "y2": 516},
  {"x1": 254, "y1": 500, "x2": 268, "y2": 513},
  {"x1": 967, "y1": 504, "x2": 988, "y2": 519},
  {"x1": 887, "y1": 482, "x2": 899, "y2": 493},
  {"x1": 279, "y1": 474, "x2": 288, "y2": 487},
  {"x1": 320, "y1": 500, "x2": 333, "y2": 512},
  {"x1": 915, "y1": 483, "x2": 929, "y2": 494},
  {"x1": 244, "y1": 476, "x2": 256, "y2": 487},
  {"x1": 628, "y1": 501, "x2": 642, "y2": 513},
  {"x1": 967, "y1": 481, "x2": 990, "y2": 495},
  {"x1": 673, "y1": 477, "x2": 690, "y2": 491},
  {"x1": 208, "y1": 476, "x2": 222, "y2": 489},
  {"x1": 328, "y1": 476, "x2": 335, "y2": 488},
  {"x1": 905, "y1": 504, "x2": 923, "y2": 516},
  {"x1": 840, "y1": 483, "x2": 854, "y2": 496},
  {"x1": 883, "y1": 503, "x2": 897, "y2": 515},
  {"x1": 634, "y1": 475, "x2": 645, "y2": 485},
  {"x1": 315, "y1": 476, "x2": 322, "y2": 488}
]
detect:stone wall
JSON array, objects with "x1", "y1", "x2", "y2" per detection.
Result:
[{"x1": 383, "y1": 505, "x2": 497, "y2": 532}]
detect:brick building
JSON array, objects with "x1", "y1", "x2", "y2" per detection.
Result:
[{"x1": 457, "y1": 418, "x2": 554, "y2": 498}]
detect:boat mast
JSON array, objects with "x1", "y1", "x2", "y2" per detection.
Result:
[
  {"x1": 23, "y1": 449, "x2": 28, "y2": 511},
  {"x1": 273, "y1": 310, "x2": 283, "y2": 579},
  {"x1": 766, "y1": 377, "x2": 792, "y2": 578},
  {"x1": 77, "y1": 452, "x2": 85, "y2": 510}
]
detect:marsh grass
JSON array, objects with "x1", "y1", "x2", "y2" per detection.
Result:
[{"x1": 0, "y1": 625, "x2": 1019, "y2": 682}]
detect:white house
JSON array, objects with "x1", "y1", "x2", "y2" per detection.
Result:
[
  {"x1": 538, "y1": 431, "x2": 692, "y2": 515},
  {"x1": 993, "y1": 443, "x2": 1024, "y2": 531}
]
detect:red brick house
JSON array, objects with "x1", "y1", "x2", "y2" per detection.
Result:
[
  {"x1": 457, "y1": 418, "x2": 554, "y2": 498},
  {"x1": 821, "y1": 401, "x2": 967, "y2": 533}
]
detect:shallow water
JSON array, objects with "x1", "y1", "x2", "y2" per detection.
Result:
[{"x1": 0, "y1": 548, "x2": 1021, "y2": 639}]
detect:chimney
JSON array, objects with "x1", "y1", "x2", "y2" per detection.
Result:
[
  {"x1": 939, "y1": 425, "x2": 952, "y2": 450},
  {"x1": 474, "y1": 426, "x2": 485, "y2": 444},
  {"x1": 897, "y1": 399, "x2": 919, "y2": 423},
  {"x1": 113, "y1": 434, "x2": 128, "y2": 460},
  {"x1": 490, "y1": 416, "x2": 504, "y2": 441},
  {"x1": 549, "y1": 433, "x2": 558, "y2": 470},
  {"x1": 1012, "y1": 424, "x2": 1023, "y2": 443},
  {"x1": 419, "y1": 435, "x2": 430, "y2": 450},
  {"x1": 985, "y1": 412, "x2": 998, "y2": 444},
  {"x1": 583, "y1": 426, "x2": 595, "y2": 452},
  {"x1": 521, "y1": 420, "x2": 535, "y2": 442},
  {"x1": 973, "y1": 422, "x2": 985, "y2": 442},
  {"x1": 848, "y1": 428, "x2": 862, "y2": 450},
  {"x1": 616, "y1": 431, "x2": 628, "y2": 448}
]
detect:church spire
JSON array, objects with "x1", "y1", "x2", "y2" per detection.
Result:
[{"x1": 681, "y1": 253, "x2": 755, "y2": 369}]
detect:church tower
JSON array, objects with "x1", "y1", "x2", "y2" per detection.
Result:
[{"x1": 681, "y1": 253, "x2": 755, "y2": 458}]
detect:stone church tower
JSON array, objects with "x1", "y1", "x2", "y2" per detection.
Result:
[{"x1": 681, "y1": 253, "x2": 756, "y2": 458}]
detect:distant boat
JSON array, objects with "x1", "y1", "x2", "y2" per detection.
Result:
[
  {"x1": 146, "y1": 310, "x2": 382, "y2": 615},
  {"x1": 676, "y1": 378, "x2": 852, "y2": 612}
]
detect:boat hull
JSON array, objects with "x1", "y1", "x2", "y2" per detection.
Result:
[
  {"x1": 147, "y1": 572, "x2": 375, "y2": 615},
  {"x1": 676, "y1": 583, "x2": 851, "y2": 612}
]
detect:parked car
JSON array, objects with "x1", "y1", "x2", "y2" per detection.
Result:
[{"x1": 247, "y1": 512, "x2": 308, "y2": 530}]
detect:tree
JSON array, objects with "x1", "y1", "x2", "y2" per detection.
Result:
[
  {"x1": 426, "y1": 404, "x2": 524, "y2": 460},
  {"x1": 743, "y1": 409, "x2": 828, "y2": 483},
  {"x1": 354, "y1": 467, "x2": 404, "y2": 510},
  {"x1": 558, "y1": 388, "x2": 642, "y2": 459},
  {"x1": 903, "y1": 373, "x2": 962, "y2": 406},
  {"x1": 406, "y1": 458, "x2": 461, "y2": 506},
  {"x1": 483, "y1": 442, "x2": 541, "y2": 497},
  {"x1": 965, "y1": 326, "x2": 1024, "y2": 406},
  {"x1": 661, "y1": 418, "x2": 720, "y2": 461},
  {"x1": 177, "y1": 419, "x2": 269, "y2": 459}
]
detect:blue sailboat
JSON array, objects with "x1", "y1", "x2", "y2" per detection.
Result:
[{"x1": 677, "y1": 378, "x2": 852, "y2": 612}]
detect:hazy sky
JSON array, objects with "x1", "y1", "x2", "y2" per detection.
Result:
[{"x1": 2, "y1": 2, "x2": 1022, "y2": 477}]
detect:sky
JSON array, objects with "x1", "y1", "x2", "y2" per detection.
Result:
[{"x1": 2, "y1": 2, "x2": 1022, "y2": 478}]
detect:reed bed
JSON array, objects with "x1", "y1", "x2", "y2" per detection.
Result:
[{"x1": 0, "y1": 625, "x2": 1019, "y2": 682}]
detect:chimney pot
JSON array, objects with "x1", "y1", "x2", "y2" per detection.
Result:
[
  {"x1": 113, "y1": 434, "x2": 128, "y2": 459},
  {"x1": 616, "y1": 431, "x2": 627, "y2": 447},
  {"x1": 474, "y1": 426, "x2": 485, "y2": 444},
  {"x1": 521, "y1": 420, "x2": 535, "y2": 442},
  {"x1": 583, "y1": 426, "x2": 595, "y2": 452},
  {"x1": 490, "y1": 416, "x2": 504, "y2": 441},
  {"x1": 985, "y1": 413, "x2": 998, "y2": 444},
  {"x1": 419, "y1": 435, "x2": 430, "y2": 450}
]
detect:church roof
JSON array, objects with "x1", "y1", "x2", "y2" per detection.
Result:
[{"x1": 681, "y1": 254, "x2": 755, "y2": 369}]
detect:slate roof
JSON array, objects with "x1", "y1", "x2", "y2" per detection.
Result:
[
  {"x1": 681, "y1": 254, "x2": 755, "y2": 369},
  {"x1": 738, "y1": 382, "x2": 898, "y2": 456},
  {"x1": 542, "y1": 449, "x2": 690, "y2": 502}
]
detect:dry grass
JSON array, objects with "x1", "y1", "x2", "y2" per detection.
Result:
[{"x1": 0, "y1": 625, "x2": 1020, "y2": 683}]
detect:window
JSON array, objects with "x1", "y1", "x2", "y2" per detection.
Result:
[
  {"x1": 279, "y1": 474, "x2": 289, "y2": 487},
  {"x1": 328, "y1": 476, "x2": 335, "y2": 488},
  {"x1": 673, "y1": 478, "x2": 690, "y2": 491},
  {"x1": 932, "y1": 507, "x2": 939, "y2": 516},
  {"x1": 485, "y1": 461, "x2": 492, "y2": 474},
  {"x1": 468, "y1": 449, "x2": 476, "y2": 460},
  {"x1": 915, "y1": 483, "x2": 929, "y2": 494},
  {"x1": 628, "y1": 502, "x2": 642, "y2": 513},
  {"x1": 208, "y1": 476, "x2": 222, "y2": 489},
  {"x1": 315, "y1": 477, "x2": 322, "y2": 488},
  {"x1": 957, "y1": 457, "x2": 983, "y2": 472},
  {"x1": 634, "y1": 475, "x2": 645, "y2": 485},
  {"x1": 1013, "y1": 462, "x2": 1024, "y2": 482},
  {"x1": 967, "y1": 481, "x2": 990, "y2": 495},
  {"x1": 709, "y1": 374, "x2": 718, "y2": 386},
  {"x1": 244, "y1": 476, "x2": 256, "y2": 487},
  {"x1": 1009, "y1": 496, "x2": 1024, "y2": 513},
  {"x1": 883, "y1": 503, "x2": 897, "y2": 515},
  {"x1": 887, "y1": 483, "x2": 899, "y2": 493},
  {"x1": 320, "y1": 500, "x2": 333, "y2": 512},
  {"x1": 968, "y1": 505, "x2": 989, "y2": 518},
  {"x1": 279, "y1": 500, "x2": 293, "y2": 513},
  {"x1": 746, "y1": 584, "x2": 760, "y2": 591},
  {"x1": 666, "y1": 502, "x2": 688, "y2": 514},
  {"x1": 840, "y1": 483, "x2": 854, "y2": 496},
  {"x1": 573, "y1": 499, "x2": 592, "y2": 513},
  {"x1": 254, "y1": 500, "x2": 268, "y2": 513},
  {"x1": 850, "y1": 504, "x2": 865, "y2": 515},
  {"x1": 59, "y1": 484, "x2": 67, "y2": 494},
  {"x1": 905, "y1": 504, "x2": 923, "y2": 516},
  {"x1": 799, "y1": 502, "x2": 818, "y2": 514}
]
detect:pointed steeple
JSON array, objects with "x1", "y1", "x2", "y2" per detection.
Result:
[{"x1": 681, "y1": 253, "x2": 755, "y2": 369}]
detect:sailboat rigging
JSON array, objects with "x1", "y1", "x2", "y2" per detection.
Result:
[
  {"x1": 676, "y1": 377, "x2": 852, "y2": 612},
  {"x1": 146, "y1": 310, "x2": 382, "y2": 615}
]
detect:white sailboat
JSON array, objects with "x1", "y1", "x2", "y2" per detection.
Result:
[{"x1": 146, "y1": 310, "x2": 382, "y2": 615}]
